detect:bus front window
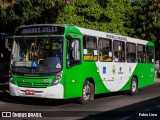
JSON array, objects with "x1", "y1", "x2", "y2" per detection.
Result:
[{"x1": 11, "y1": 37, "x2": 63, "y2": 74}]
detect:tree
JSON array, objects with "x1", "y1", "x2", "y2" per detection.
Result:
[
  {"x1": 145, "y1": 0, "x2": 160, "y2": 42},
  {"x1": 146, "y1": 0, "x2": 160, "y2": 60},
  {"x1": 130, "y1": 0, "x2": 160, "y2": 59},
  {"x1": 56, "y1": 0, "x2": 133, "y2": 36},
  {"x1": 131, "y1": 0, "x2": 160, "y2": 41},
  {"x1": 129, "y1": 0, "x2": 146, "y2": 38},
  {"x1": 0, "y1": 0, "x2": 135, "y2": 38},
  {"x1": 0, "y1": 0, "x2": 62, "y2": 34}
]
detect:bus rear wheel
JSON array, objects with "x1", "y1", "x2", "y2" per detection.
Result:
[
  {"x1": 129, "y1": 77, "x2": 138, "y2": 95},
  {"x1": 80, "y1": 80, "x2": 94, "y2": 104}
]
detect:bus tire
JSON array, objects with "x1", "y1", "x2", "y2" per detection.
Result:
[
  {"x1": 129, "y1": 77, "x2": 138, "y2": 95},
  {"x1": 80, "y1": 80, "x2": 94, "y2": 104}
]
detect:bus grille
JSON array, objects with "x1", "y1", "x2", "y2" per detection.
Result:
[{"x1": 17, "y1": 81, "x2": 50, "y2": 88}]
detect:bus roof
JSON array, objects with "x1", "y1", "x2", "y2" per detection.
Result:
[
  {"x1": 76, "y1": 26, "x2": 153, "y2": 46},
  {"x1": 16, "y1": 24, "x2": 67, "y2": 28},
  {"x1": 14, "y1": 24, "x2": 154, "y2": 46}
]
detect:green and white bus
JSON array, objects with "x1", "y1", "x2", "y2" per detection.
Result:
[{"x1": 9, "y1": 24, "x2": 155, "y2": 104}]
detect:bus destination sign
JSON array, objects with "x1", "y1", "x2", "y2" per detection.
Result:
[{"x1": 15, "y1": 25, "x2": 65, "y2": 35}]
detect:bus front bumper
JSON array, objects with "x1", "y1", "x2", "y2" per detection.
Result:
[{"x1": 9, "y1": 82, "x2": 64, "y2": 99}]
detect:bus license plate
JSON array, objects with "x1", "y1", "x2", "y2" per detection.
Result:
[{"x1": 25, "y1": 90, "x2": 35, "y2": 95}]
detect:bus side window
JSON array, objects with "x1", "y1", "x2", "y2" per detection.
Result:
[
  {"x1": 83, "y1": 36, "x2": 98, "y2": 61},
  {"x1": 137, "y1": 44, "x2": 146, "y2": 63},
  {"x1": 126, "y1": 42, "x2": 136, "y2": 63},
  {"x1": 113, "y1": 40, "x2": 125, "y2": 62},
  {"x1": 146, "y1": 46, "x2": 154, "y2": 63},
  {"x1": 98, "y1": 38, "x2": 112, "y2": 62}
]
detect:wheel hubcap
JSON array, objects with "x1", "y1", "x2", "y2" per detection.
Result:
[
  {"x1": 132, "y1": 81, "x2": 136, "y2": 92},
  {"x1": 83, "y1": 84, "x2": 90, "y2": 100}
]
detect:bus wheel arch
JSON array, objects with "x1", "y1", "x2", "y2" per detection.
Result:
[
  {"x1": 80, "y1": 78, "x2": 95, "y2": 104},
  {"x1": 129, "y1": 76, "x2": 138, "y2": 95}
]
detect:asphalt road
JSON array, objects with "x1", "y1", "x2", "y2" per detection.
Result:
[{"x1": 0, "y1": 78, "x2": 160, "y2": 120}]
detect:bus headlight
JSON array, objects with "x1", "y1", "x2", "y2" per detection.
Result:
[{"x1": 53, "y1": 72, "x2": 62, "y2": 85}]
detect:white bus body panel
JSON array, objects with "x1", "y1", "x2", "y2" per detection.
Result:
[{"x1": 9, "y1": 82, "x2": 64, "y2": 99}]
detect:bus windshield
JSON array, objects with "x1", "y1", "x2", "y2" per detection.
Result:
[{"x1": 11, "y1": 36, "x2": 63, "y2": 74}]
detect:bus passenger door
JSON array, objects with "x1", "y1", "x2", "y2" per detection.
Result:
[{"x1": 65, "y1": 35, "x2": 82, "y2": 98}]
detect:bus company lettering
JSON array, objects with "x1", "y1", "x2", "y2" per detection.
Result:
[{"x1": 106, "y1": 34, "x2": 127, "y2": 41}]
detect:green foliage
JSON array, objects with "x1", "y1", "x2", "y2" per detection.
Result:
[
  {"x1": 0, "y1": 0, "x2": 63, "y2": 33},
  {"x1": 131, "y1": 0, "x2": 160, "y2": 42},
  {"x1": 56, "y1": 0, "x2": 133, "y2": 36},
  {"x1": 0, "y1": 0, "x2": 159, "y2": 44},
  {"x1": 0, "y1": 0, "x2": 133, "y2": 36}
]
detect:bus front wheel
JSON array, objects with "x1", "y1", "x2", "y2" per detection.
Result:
[
  {"x1": 80, "y1": 80, "x2": 94, "y2": 104},
  {"x1": 129, "y1": 77, "x2": 138, "y2": 95}
]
